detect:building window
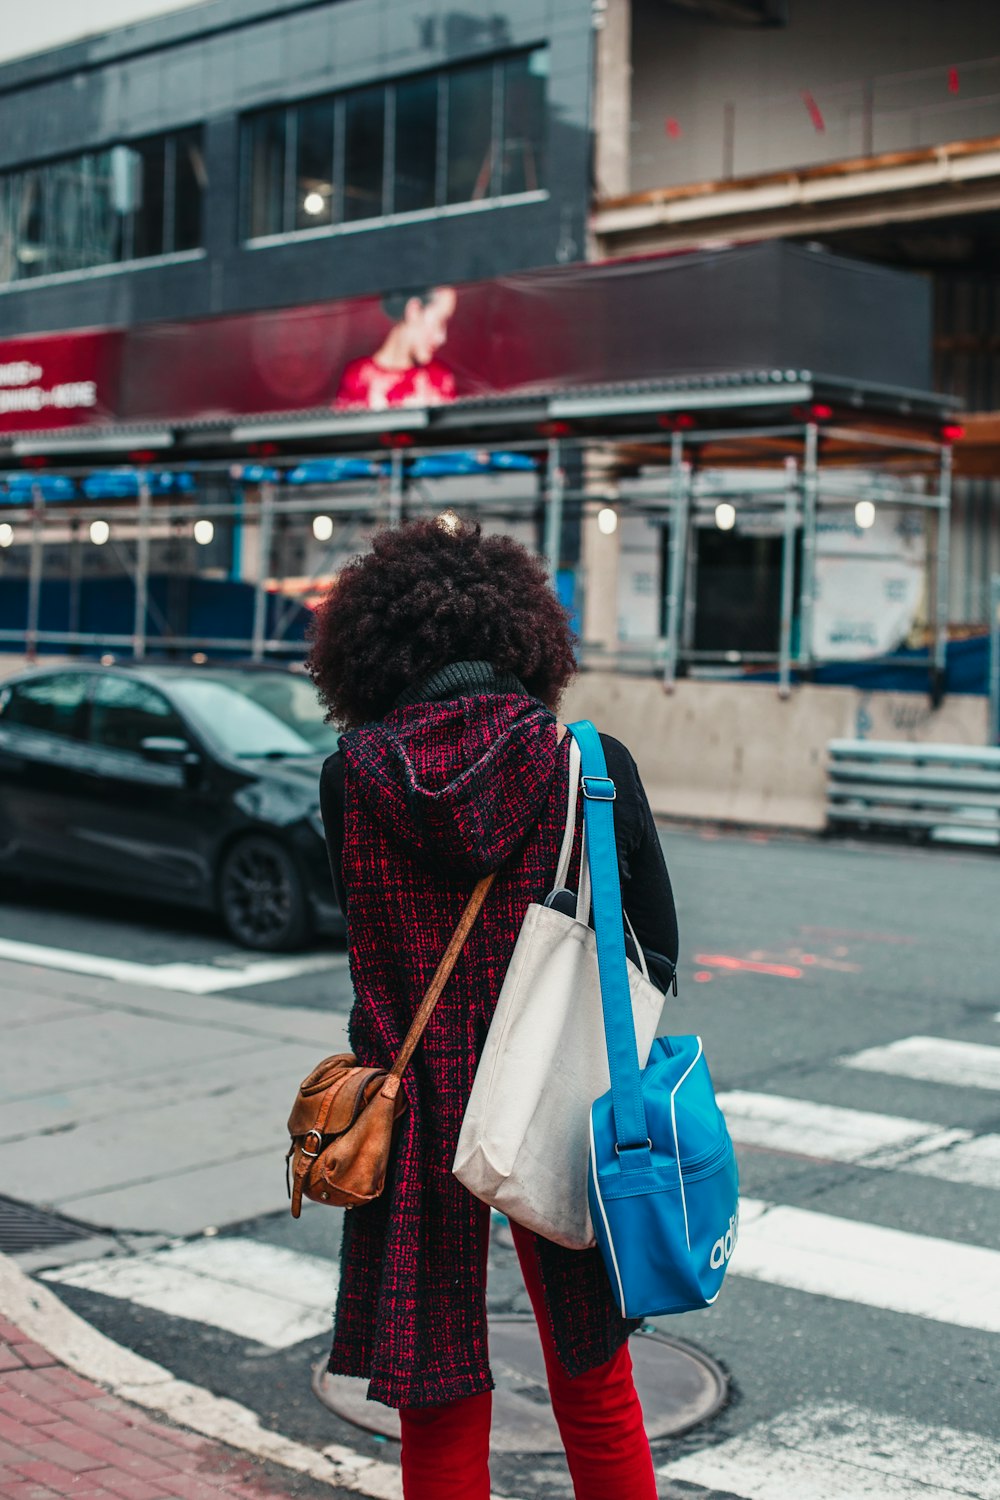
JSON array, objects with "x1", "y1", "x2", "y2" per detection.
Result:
[
  {"x1": 500, "y1": 50, "x2": 548, "y2": 195},
  {"x1": 295, "y1": 100, "x2": 337, "y2": 229},
  {"x1": 393, "y1": 74, "x2": 441, "y2": 214},
  {"x1": 445, "y1": 61, "x2": 496, "y2": 204},
  {"x1": 173, "y1": 129, "x2": 206, "y2": 251},
  {"x1": 245, "y1": 108, "x2": 286, "y2": 239},
  {"x1": 0, "y1": 128, "x2": 205, "y2": 286},
  {"x1": 242, "y1": 47, "x2": 547, "y2": 241},
  {"x1": 131, "y1": 138, "x2": 166, "y2": 258},
  {"x1": 343, "y1": 87, "x2": 385, "y2": 222}
]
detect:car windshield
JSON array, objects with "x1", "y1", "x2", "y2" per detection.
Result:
[{"x1": 168, "y1": 672, "x2": 339, "y2": 758}]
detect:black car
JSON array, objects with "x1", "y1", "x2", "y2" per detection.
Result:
[{"x1": 0, "y1": 663, "x2": 343, "y2": 950}]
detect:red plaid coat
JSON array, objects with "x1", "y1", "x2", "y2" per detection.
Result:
[{"x1": 327, "y1": 694, "x2": 638, "y2": 1409}]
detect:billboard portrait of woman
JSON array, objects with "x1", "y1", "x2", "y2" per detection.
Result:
[{"x1": 334, "y1": 286, "x2": 457, "y2": 410}]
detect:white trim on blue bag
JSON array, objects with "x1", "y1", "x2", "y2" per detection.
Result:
[
  {"x1": 669, "y1": 1036, "x2": 704, "y2": 1253},
  {"x1": 589, "y1": 1111, "x2": 627, "y2": 1318}
]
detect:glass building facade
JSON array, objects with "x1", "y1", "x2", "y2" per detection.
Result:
[
  {"x1": 242, "y1": 50, "x2": 548, "y2": 240},
  {"x1": 0, "y1": 0, "x2": 591, "y2": 340},
  {"x1": 0, "y1": 130, "x2": 204, "y2": 284}
]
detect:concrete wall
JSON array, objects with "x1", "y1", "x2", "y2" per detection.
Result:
[
  {"x1": 630, "y1": 0, "x2": 1000, "y2": 193},
  {"x1": 562, "y1": 671, "x2": 990, "y2": 830},
  {"x1": 1, "y1": 654, "x2": 990, "y2": 831}
]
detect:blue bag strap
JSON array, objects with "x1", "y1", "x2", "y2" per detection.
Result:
[{"x1": 567, "y1": 720, "x2": 651, "y2": 1166}]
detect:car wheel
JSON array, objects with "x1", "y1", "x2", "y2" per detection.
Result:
[{"x1": 219, "y1": 835, "x2": 311, "y2": 951}]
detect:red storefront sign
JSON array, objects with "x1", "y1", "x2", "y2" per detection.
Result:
[{"x1": 0, "y1": 330, "x2": 125, "y2": 433}]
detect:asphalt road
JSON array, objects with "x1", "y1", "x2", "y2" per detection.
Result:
[{"x1": 3, "y1": 824, "x2": 998, "y2": 1499}]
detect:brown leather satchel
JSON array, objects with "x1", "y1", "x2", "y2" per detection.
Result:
[{"x1": 286, "y1": 873, "x2": 495, "y2": 1217}]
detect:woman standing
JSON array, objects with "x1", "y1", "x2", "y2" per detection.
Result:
[{"x1": 309, "y1": 517, "x2": 679, "y2": 1499}]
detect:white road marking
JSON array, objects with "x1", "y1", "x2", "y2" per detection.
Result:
[
  {"x1": 840, "y1": 1036, "x2": 1000, "y2": 1093},
  {"x1": 43, "y1": 1237, "x2": 337, "y2": 1349},
  {"x1": 0, "y1": 935, "x2": 347, "y2": 993},
  {"x1": 719, "y1": 1091, "x2": 1000, "y2": 1190},
  {"x1": 1, "y1": 1248, "x2": 412, "y2": 1499},
  {"x1": 733, "y1": 1198, "x2": 1000, "y2": 1333},
  {"x1": 659, "y1": 1401, "x2": 1000, "y2": 1499}
]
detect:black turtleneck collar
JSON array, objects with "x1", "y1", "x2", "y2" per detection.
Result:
[{"x1": 394, "y1": 660, "x2": 534, "y2": 710}]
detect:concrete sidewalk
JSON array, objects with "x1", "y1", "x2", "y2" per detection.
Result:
[
  {"x1": 0, "y1": 1314, "x2": 350, "y2": 1500},
  {"x1": 0, "y1": 956, "x2": 349, "y2": 1239}
]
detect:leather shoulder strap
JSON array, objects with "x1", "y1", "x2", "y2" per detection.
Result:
[{"x1": 380, "y1": 873, "x2": 496, "y2": 1098}]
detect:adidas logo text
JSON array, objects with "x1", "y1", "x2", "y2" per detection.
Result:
[{"x1": 709, "y1": 1210, "x2": 739, "y2": 1271}]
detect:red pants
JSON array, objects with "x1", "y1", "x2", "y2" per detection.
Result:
[{"x1": 398, "y1": 1220, "x2": 657, "y2": 1499}]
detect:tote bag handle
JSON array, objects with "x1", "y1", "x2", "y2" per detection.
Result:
[{"x1": 555, "y1": 733, "x2": 649, "y2": 982}]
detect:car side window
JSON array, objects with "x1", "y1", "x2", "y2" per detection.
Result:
[
  {"x1": 0, "y1": 673, "x2": 88, "y2": 738},
  {"x1": 90, "y1": 676, "x2": 187, "y2": 756}
]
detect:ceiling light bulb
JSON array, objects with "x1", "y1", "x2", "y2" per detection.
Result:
[
  {"x1": 854, "y1": 500, "x2": 876, "y2": 530},
  {"x1": 303, "y1": 191, "x2": 326, "y2": 216},
  {"x1": 193, "y1": 519, "x2": 214, "y2": 545},
  {"x1": 715, "y1": 503, "x2": 736, "y2": 531},
  {"x1": 0, "y1": 523, "x2": 13, "y2": 548},
  {"x1": 90, "y1": 519, "x2": 110, "y2": 545},
  {"x1": 597, "y1": 507, "x2": 618, "y2": 536},
  {"x1": 312, "y1": 514, "x2": 334, "y2": 541}
]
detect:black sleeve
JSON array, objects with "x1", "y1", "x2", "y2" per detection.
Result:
[
  {"x1": 319, "y1": 749, "x2": 348, "y2": 920},
  {"x1": 600, "y1": 734, "x2": 680, "y2": 994}
]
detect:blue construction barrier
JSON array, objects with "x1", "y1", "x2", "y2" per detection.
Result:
[{"x1": 0, "y1": 575, "x2": 312, "y2": 656}]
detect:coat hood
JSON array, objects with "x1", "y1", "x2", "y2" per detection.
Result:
[{"x1": 341, "y1": 694, "x2": 560, "y2": 876}]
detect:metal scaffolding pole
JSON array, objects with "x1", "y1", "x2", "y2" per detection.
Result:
[
  {"x1": 251, "y1": 480, "x2": 275, "y2": 663},
  {"x1": 989, "y1": 574, "x2": 1000, "y2": 748},
  {"x1": 778, "y1": 457, "x2": 798, "y2": 699},
  {"x1": 133, "y1": 477, "x2": 151, "y2": 661},
  {"x1": 388, "y1": 448, "x2": 405, "y2": 527},
  {"x1": 25, "y1": 486, "x2": 45, "y2": 665},
  {"x1": 662, "y1": 432, "x2": 689, "y2": 691},
  {"x1": 68, "y1": 518, "x2": 82, "y2": 649},
  {"x1": 543, "y1": 438, "x2": 564, "y2": 577},
  {"x1": 798, "y1": 422, "x2": 818, "y2": 668},
  {"x1": 933, "y1": 444, "x2": 953, "y2": 701}
]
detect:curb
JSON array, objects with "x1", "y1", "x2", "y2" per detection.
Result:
[{"x1": 0, "y1": 1248, "x2": 405, "y2": 1500}]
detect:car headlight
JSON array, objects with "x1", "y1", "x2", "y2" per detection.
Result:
[{"x1": 309, "y1": 809, "x2": 326, "y2": 840}]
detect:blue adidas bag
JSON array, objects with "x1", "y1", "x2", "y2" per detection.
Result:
[{"x1": 568, "y1": 720, "x2": 740, "y2": 1319}]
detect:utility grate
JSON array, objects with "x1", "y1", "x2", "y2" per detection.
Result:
[{"x1": 0, "y1": 1194, "x2": 98, "y2": 1254}]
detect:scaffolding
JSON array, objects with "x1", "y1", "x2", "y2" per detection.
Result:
[{"x1": 0, "y1": 379, "x2": 957, "y2": 697}]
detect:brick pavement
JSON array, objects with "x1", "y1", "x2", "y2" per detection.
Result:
[{"x1": 0, "y1": 1317, "x2": 339, "y2": 1500}]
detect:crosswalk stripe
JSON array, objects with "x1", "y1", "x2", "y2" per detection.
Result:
[
  {"x1": 43, "y1": 1237, "x2": 336, "y2": 1349},
  {"x1": 658, "y1": 1401, "x2": 1000, "y2": 1499},
  {"x1": 840, "y1": 1036, "x2": 1000, "y2": 1092},
  {"x1": 719, "y1": 1091, "x2": 1000, "y2": 1190},
  {"x1": 0, "y1": 936, "x2": 347, "y2": 994},
  {"x1": 734, "y1": 1197, "x2": 1000, "y2": 1332}
]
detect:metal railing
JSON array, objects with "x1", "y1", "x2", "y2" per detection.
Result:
[{"x1": 826, "y1": 739, "x2": 1000, "y2": 847}]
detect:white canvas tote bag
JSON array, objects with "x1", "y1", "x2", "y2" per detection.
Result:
[{"x1": 453, "y1": 735, "x2": 665, "y2": 1250}]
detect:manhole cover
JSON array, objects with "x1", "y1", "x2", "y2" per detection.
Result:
[
  {"x1": 0, "y1": 1195, "x2": 98, "y2": 1255},
  {"x1": 314, "y1": 1316, "x2": 727, "y2": 1453}
]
